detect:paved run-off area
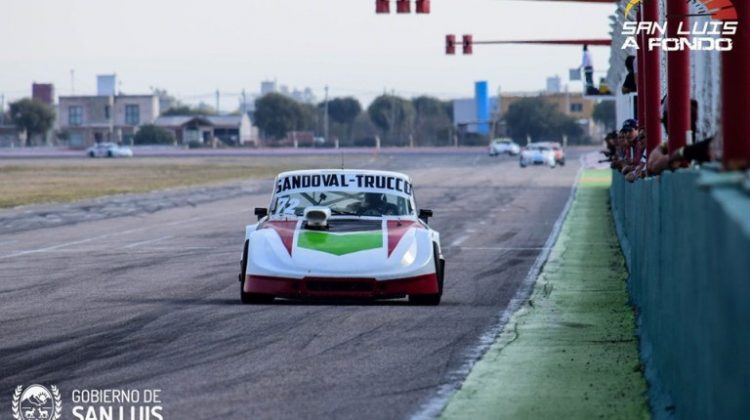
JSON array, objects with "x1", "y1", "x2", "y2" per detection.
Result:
[{"x1": 440, "y1": 170, "x2": 649, "y2": 419}]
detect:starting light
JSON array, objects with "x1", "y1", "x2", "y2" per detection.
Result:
[
  {"x1": 376, "y1": 0, "x2": 390, "y2": 14},
  {"x1": 396, "y1": 0, "x2": 410, "y2": 13},
  {"x1": 446, "y1": 34, "x2": 456, "y2": 55},
  {"x1": 462, "y1": 34, "x2": 473, "y2": 55},
  {"x1": 416, "y1": 0, "x2": 431, "y2": 14}
]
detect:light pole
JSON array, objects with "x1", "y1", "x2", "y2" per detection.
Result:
[{"x1": 324, "y1": 85, "x2": 329, "y2": 142}]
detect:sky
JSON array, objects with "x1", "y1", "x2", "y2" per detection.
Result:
[{"x1": 0, "y1": 0, "x2": 614, "y2": 108}]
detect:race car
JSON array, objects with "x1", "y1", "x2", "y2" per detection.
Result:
[
  {"x1": 488, "y1": 138, "x2": 521, "y2": 156},
  {"x1": 519, "y1": 143, "x2": 556, "y2": 168},
  {"x1": 540, "y1": 142, "x2": 566, "y2": 166},
  {"x1": 239, "y1": 169, "x2": 445, "y2": 305},
  {"x1": 86, "y1": 142, "x2": 133, "y2": 158}
]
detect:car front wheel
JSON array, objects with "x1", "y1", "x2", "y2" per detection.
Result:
[
  {"x1": 409, "y1": 243, "x2": 443, "y2": 306},
  {"x1": 240, "y1": 240, "x2": 275, "y2": 304}
]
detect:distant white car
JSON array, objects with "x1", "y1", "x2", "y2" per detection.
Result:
[
  {"x1": 86, "y1": 143, "x2": 133, "y2": 158},
  {"x1": 489, "y1": 138, "x2": 521, "y2": 156},
  {"x1": 519, "y1": 144, "x2": 556, "y2": 168}
]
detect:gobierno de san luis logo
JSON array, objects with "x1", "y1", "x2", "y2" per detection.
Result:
[{"x1": 621, "y1": 0, "x2": 739, "y2": 51}]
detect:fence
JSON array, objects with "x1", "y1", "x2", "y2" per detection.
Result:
[{"x1": 610, "y1": 169, "x2": 750, "y2": 420}]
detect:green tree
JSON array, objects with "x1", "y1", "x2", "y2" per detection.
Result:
[
  {"x1": 9, "y1": 98, "x2": 56, "y2": 146},
  {"x1": 255, "y1": 93, "x2": 317, "y2": 140},
  {"x1": 504, "y1": 97, "x2": 584, "y2": 144},
  {"x1": 412, "y1": 96, "x2": 453, "y2": 146},
  {"x1": 592, "y1": 100, "x2": 616, "y2": 131},
  {"x1": 367, "y1": 95, "x2": 415, "y2": 146},
  {"x1": 324, "y1": 97, "x2": 362, "y2": 143},
  {"x1": 162, "y1": 104, "x2": 217, "y2": 116},
  {"x1": 134, "y1": 124, "x2": 175, "y2": 145}
]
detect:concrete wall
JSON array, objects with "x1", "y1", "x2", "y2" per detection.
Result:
[{"x1": 610, "y1": 170, "x2": 750, "y2": 420}]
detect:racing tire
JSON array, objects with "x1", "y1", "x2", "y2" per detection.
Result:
[
  {"x1": 89, "y1": 151, "x2": 96, "y2": 158},
  {"x1": 409, "y1": 243, "x2": 443, "y2": 306},
  {"x1": 559, "y1": 159, "x2": 566, "y2": 166},
  {"x1": 519, "y1": 161, "x2": 527, "y2": 168},
  {"x1": 239, "y1": 240, "x2": 275, "y2": 304},
  {"x1": 107, "y1": 151, "x2": 114, "y2": 158}
]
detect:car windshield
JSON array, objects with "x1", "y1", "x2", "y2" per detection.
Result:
[{"x1": 271, "y1": 190, "x2": 414, "y2": 217}]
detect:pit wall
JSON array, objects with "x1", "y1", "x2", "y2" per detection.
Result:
[{"x1": 610, "y1": 169, "x2": 750, "y2": 420}]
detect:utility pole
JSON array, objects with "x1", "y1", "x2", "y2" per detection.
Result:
[
  {"x1": 70, "y1": 69, "x2": 75, "y2": 95},
  {"x1": 241, "y1": 89, "x2": 247, "y2": 115},
  {"x1": 0, "y1": 94, "x2": 4, "y2": 124},
  {"x1": 324, "y1": 85, "x2": 329, "y2": 141},
  {"x1": 215, "y1": 90, "x2": 220, "y2": 114}
]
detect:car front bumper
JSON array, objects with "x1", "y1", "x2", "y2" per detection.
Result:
[{"x1": 243, "y1": 273, "x2": 439, "y2": 299}]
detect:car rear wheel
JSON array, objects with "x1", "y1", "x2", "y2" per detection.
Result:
[
  {"x1": 239, "y1": 240, "x2": 275, "y2": 304},
  {"x1": 409, "y1": 243, "x2": 443, "y2": 306}
]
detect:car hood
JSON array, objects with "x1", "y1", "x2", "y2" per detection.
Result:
[{"x1": 247, "y1": 218, "x2": 436, "y2": 280}]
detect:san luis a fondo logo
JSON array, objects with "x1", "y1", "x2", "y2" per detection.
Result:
[{"x1": 12, "y1": 384, "x2": 62, "y2": 420}]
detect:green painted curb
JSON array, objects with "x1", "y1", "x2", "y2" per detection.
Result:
[
  {"x1": 297, "y1": 230, "x2": 383, "y2": 256},
  {"x1": 440, "y1": 170, "x2": 649, "y2": 420}
]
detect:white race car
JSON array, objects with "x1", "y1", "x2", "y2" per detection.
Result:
[
  {"x1": 239, "y1": 169, "x2": 445, "y2": 305},
  {"x1": 489, "y1": 138, "x2": 521, "y2": 156},
  {"x1": 86, "y1": 142, "x2": 133, "y2": 158},
  {"x1": 519, "y1": 143, "x2": 556, "y2": 168}
]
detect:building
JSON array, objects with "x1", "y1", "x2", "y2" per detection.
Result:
[
  {"x1": 57, "y1": 94, "x2": 159, "y2": 148},
  {"x1": 32, "y1": 83, "x2": 55, "y2": 105},
  {"x1": 546, "y1": 76, "x2": 562, "y2": 94},
  {"x1": 97, "y1": 74, "x2": 117, "y2": 96},
  {"x1": 0, "y1": 124, "x2": 20, "y2": 147},
  {"x1": 153, "y1": 114, "x2": 257, "y2": 146}
]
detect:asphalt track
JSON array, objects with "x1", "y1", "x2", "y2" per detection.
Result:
[{"x1": 0, "y1": 149, "x2": 585, "y2": 419}]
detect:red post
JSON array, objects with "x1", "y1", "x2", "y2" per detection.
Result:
[
  {"x1": 643, "y1": 0, "x2": 662, "y2": 156},
  {"x1": 636, "y1": 10, "x2": 646, "y2": 128},
  {"x1": 722, "y1": 0, "x2": 750, "y2": 170},
  {"x1": 667, "y1": 0, "x2": 690, "y2": 152}
]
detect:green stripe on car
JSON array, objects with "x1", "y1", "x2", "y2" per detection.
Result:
[{"x1": 297, "y1": 231, "x2": 383, "y2": 256}]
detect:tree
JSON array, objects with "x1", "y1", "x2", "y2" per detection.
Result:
[
  {"x1": 323, "y1": 97, "x2": 362, "y2": 143},
  {"x1": 254, "y1": 93, "x2": 316, "y2": 140},
  {"x1": 367, "y1": 95, "x2": 415, "y2": 146},
  {"x1": 134, "y1": 124, "x2": 175, "y2": 145},
  {"x1": 161, "y1": 104, "x2": 217, "y2": 116},
  {"x1": 412, "y1": 96, "x2": 453, "y2": 146},
  {"x1": 593, "y1": 100, "x2": 616, "y2": 131},
  {"x1": 504, "y1": 97, "x2": 584, "y2": 144},
  {"x1": 9, "y1": 98, "x2": 56, "y2": 146}
]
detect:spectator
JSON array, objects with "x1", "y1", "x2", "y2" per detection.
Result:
[
  {"x1": 622, "y1": 56, "x2": 637, "y2": 94},
  {"x1": 647, "y1": 137, "x2": 715, "y2": 176},
  {"x1": 661, "y1": 98, "x2": 699, "y2": 143},
  {"x1": 580, "y1": 44, "x2": 595, "y2": 94}
]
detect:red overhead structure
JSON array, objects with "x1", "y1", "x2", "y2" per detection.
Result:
[
  {"x1": 666, "y1": 0, "x2": 690, "y2": 152},
  {"x1": 416, "y1": 0, "x2": 431, "y2": 14},
  {"x1": 462, "y1": 34, "x2": 473, "y2": 55},
  {"x1": 445, "y1": 34, "x2": 456, "y2": 55},
  {"x1": 396, "y1": 0, "x2": 411, "y2": 13},
  {"x1": 376, "y1": 0, "x2": 390, "y2": 14},
  {"x1": 722, "y1": 0, "x2": 750, "y2": 170},
  {"x1": 643, "y1": 0, "x2": 662, "y2": 156}
]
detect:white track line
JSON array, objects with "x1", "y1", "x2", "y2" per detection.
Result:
[
  {"x1": 122, "y1": 235, "x2": 173, "y2": 249},
  {"x1": 411, "y1": 157, "x2": 585, "y2": 420}
]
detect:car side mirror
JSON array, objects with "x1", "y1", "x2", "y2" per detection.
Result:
[
  {"x1": 254, "y1": 207, "x2": 268, "y2": 221},
  {"x1": 418, "y1": 209, "x2": 433, "y2": 224}
]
